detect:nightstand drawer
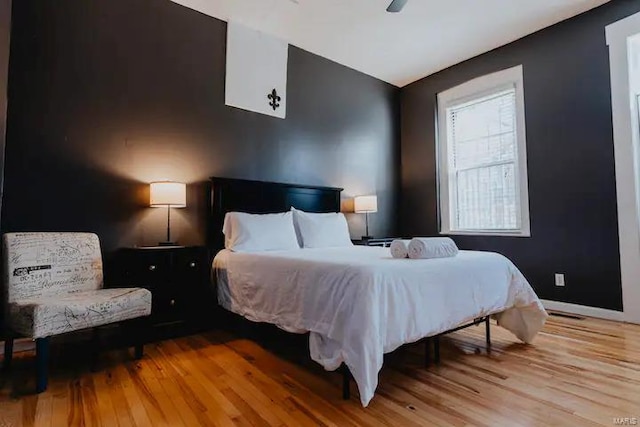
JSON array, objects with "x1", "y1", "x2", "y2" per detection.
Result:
[
  {"x1": 119, "y1": 250, "x2": 171, "y2": 287},
  {"x1": 174, "y1": 248, "x2": 206, "y2": 271},
  {"x1": 152, "y1": 292, "x2": 185, "y2": 323}
]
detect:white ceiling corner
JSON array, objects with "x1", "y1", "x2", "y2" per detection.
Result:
[{"x1": 170, "y1": 0, "x2": 611, "y2": 87}]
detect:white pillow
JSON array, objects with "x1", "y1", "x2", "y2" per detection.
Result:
[
  {"x1": 222, "y1": 211, "x2": 300, "y2": 252},
  {"x1": 291, "y1": 208, "x2": 353, "y2": 248}
]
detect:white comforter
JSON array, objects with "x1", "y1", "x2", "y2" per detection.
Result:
[{"x1": 213, "y1": 247, "x2": 547, "y2": 406}]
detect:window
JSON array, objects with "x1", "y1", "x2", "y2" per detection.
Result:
[{"x1": 437, "y1": 65, "x2": 530, "y2": 236}]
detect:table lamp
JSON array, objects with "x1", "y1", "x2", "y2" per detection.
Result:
[
  {"x1": 150, "y1": 181, "x2": 186, "y2": 246},
  {"x1": 354, "y1": 195, "x2": 377, "y2": 240}
]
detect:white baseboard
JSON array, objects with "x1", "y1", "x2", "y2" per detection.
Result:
[{"x1": 541, "y1": 299, "x2": 625, "y2": 322}]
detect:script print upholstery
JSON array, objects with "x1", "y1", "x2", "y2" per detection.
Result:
[{"x1": 3, "y1": 232, "x2": 151, "y2": 339}]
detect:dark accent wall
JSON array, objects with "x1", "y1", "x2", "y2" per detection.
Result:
[
  {"x1": 2, "y1": 0, "x2": 399, "y2": 254},
  {"x1": 0, "y1": 0, "x2": 10, "y2": 219},
  {"x1": 401, "y1": 1, "x2": 640, "y2": 311}
]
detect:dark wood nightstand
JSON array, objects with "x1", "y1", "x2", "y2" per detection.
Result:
[
  {"x1": 111, "y1": 246, "x2": 211, "y2": 327},
  {"x1": 351, "y1": 238, "x2": 398, "y2": 247}
]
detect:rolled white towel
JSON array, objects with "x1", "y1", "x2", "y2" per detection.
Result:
[
  {"x1": 390, "y1": 239, "x2": 411, "y2": 258},
  {"x1": 408, "y1": 237, "x2": 459, "y2": 259}
]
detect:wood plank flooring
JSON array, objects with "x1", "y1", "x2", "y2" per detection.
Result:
[{"x1": 1, "y1": 315, "x2": 639, "y2": 426}]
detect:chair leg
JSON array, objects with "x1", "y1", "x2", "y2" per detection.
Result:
[
  {"x1": 90, "y1": 328, "x2": 101, "y2": 371},
  {"x1": 35, "y1": 338, "x2": 50, "y2": 393},
  {"x1": 3, "y1": 337, "x2": 14, "y2": 371},
  {"x1": 134, "y1": 343, "x2": 144, "y2": 360},
  {"x1": 131, "y1": 319, "x2": 146, "y2": 360}
]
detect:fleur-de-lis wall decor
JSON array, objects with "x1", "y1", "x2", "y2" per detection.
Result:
[{"x1": 267, "y1": 88, "x2": 281, "y2": 111}]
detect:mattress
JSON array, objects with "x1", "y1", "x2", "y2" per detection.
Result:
[{"x1": 213, "y1": 246, "x2": 547, "y2": 406}]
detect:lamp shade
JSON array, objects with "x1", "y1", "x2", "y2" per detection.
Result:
[
  {"x1": 354, "y1": 195, "x2": 377, "y2": 213},
  {"x1": 150, "y1": 182, "x2": 186, "y2": 207}
]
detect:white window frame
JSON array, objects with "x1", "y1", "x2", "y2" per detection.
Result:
[
  {"x1": 606, "y1": 12, "x2": 640, "y2": 324},
  {"x1": 437, "y1": 65, "x2": 531, "y2": 237}
]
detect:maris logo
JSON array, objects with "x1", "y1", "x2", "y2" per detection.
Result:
[{"x1": 614, "y1": 418, "x2": 638, "y2": 425}]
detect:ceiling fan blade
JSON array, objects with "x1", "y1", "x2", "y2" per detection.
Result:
[{"x1": 386, "y1": 0, "x2": 408, "y2": 13}]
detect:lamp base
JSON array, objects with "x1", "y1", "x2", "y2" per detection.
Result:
[{"x1": 158, "y1": 241, "x2": 179, "y2": 246}]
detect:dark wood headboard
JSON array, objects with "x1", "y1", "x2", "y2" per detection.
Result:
[{"x1": 207, "y1": 177, "x2": 343, "y2": 253}]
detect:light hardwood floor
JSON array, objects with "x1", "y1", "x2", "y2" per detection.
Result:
[{"x1": 1, "y1": 315, "x2": 639, "y2": 426}]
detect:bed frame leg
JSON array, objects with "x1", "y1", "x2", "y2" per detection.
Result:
[
  {"x1": 424, "y1": 338, "x2": 431, "y2": 368},
  {"x1": 341, "y1": 364, "x2": 351, "y2": 400},
  {"x1": 485, "y1": 316, "x2": 491, "y2": 351},
  {"x1": 434, "y1": 336, "x2": 441, "y2": 364}
]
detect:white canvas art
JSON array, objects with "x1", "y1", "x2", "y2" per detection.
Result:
[{"x1": 225, "y1": 21, "x2": 288, "y2": 119}]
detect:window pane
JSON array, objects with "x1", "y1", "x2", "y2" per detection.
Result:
[
  {"x1": 456, "y1": 163, "x2": 518, "y2": 230},
  {"x1": 448, "y1": 89, "x2": 516, "y2": 170},
  {"x1": 452, "y1": 132, "x2": 515, "y2": 170}
]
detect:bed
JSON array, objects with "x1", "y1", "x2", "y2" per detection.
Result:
[{"x1": 207, "y1": 177, "x2": 548, "y2": 407}]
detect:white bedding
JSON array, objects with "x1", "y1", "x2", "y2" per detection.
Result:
[{"x1": 213, "y1": 246, "x2": 547, "y2": 406}]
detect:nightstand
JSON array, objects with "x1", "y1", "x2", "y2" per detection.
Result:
[
  {"x1": 351, "y1": 238, "x2": 398, "y2": 247},
  {"x1": 111, "y1": 246, "x2": 211, "y2": 327}
]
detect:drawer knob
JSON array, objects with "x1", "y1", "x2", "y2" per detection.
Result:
[
  {"x1": 148, "y1": 265, "x2": 157, "y2": 271},
  {"x1": 189, "y1": 262, "x2": 196, "y2": 268},
  {"x1": 170, "y1": 299, "x2": 175, "y2": 306}
]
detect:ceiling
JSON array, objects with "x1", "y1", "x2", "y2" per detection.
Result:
[{"x1": 170, "y1": 0, "x2": 610, "y2": 87}]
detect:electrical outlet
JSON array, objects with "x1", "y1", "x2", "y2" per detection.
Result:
[{"x1": 555, "y1": 273, "x2": 565, "y2": 287}]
